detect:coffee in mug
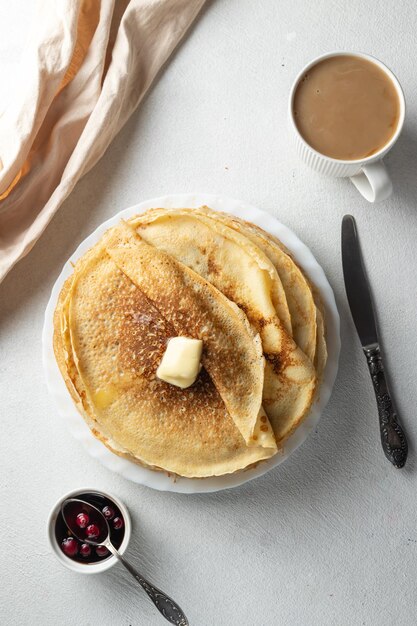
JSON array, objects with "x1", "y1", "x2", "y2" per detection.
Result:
[
  {"x1": 293, "y1": 55, "x2": 400, "y2": 161},
  {"x1": 289, "y1": 52, "x2": 405, "y2": 202}
]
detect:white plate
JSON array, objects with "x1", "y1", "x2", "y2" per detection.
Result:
[{"x1": 42, "y1": 194, "x2": 340, "y2": 493}]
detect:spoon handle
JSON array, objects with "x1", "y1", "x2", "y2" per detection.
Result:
[{"x1": 108, "y1": 544, "x2": 189, "y2": 625}]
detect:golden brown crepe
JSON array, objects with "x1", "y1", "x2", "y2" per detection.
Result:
[{"x1": 53, "y1": 206, "x2": 327, "y2": 477}]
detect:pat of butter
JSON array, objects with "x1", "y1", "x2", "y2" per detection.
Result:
[
  {"x1": 157, "y1": 337, "x2": 203, "y2": 389},
  {"x1": 93, "y1": 387, "x2": 118, "y2": 410}
]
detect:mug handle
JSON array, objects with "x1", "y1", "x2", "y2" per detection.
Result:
[{"x1": 350, "y1": 160, "x2": 393, "y2": 203}]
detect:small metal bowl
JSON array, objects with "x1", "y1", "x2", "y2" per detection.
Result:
[{"x1": 47, "y1": 487, "x2": 131, "y2": 574}]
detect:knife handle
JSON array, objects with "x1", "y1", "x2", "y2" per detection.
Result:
[{"x1": 363, "y1": 345, "x2": 408, "y2": 468}]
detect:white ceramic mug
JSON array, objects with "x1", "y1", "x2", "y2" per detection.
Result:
[{"x1": 289, "y1": 51, "x2": 405, "y2": 202}]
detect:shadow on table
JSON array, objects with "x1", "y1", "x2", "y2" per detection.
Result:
[{"x1": 385, "y1": 125, "x2": 417, "y2": 212}]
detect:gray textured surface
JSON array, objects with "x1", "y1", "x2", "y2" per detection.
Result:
[{"x1": 1, "y1": 1, "x2": 417, "y2": 625}]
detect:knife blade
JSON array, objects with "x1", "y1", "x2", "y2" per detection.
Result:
[
  {"x1": 341, "y1": 215, "x2": 378, "y2": 348},
  {"x1": 341, "y1": 215, "x2": 408, "y2": 468}
]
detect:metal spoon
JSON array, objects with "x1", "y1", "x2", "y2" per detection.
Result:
[{"x1": 62, "y1": 498, "x2": 189, "y2": 625}]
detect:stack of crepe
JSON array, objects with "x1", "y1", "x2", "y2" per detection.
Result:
[{"x1": 54, "y1": 206, "x2": 327, "y2": 478}]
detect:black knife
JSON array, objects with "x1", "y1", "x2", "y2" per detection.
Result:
[{"x1": 341, "y1": 215, "x2": 408, "y2": 468}]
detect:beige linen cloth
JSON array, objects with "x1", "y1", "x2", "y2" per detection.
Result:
[{"x1": 0, "y1": 0, "x2": 206, "y2": 282}]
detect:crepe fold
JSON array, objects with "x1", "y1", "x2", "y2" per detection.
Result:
[
  {"x1": 54, "y1": 222, "x2": 278, "y2": 478},
  {"x1": 130, "y1": 208, "x2": 320, "y2": 444}
]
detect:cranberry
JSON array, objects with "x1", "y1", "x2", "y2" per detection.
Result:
[
  {"x1": 113, "y1": 516, "x2": 124, "y2": 530},
  {"x1": 76, "y1": 512, "x2": 89, "y2": 529},
  {"x1": 61, "y1": 537, "x2": 78, "y2": 557},
  {"x1": 102, "y1": 505, "x2": 115, "y2": 520},
  {"x1": 96, "y1": 545, "x2": 109, "y2": 558},
  {"x1": 79, "y1": 543, "x2": 91, "y2": 558},
  {"x1": 86, "y1": 524, "x2": 100, "y2": 539}
]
